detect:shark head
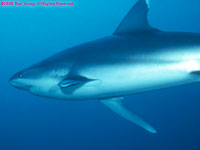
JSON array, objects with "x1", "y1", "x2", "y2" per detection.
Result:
[
  {"x1": 9, "y1": 64, "x2": 50, "y2": 92},
  {"x1": 9, "y1": 59, "x2": 72, "y2": 98},
  {"x1": 9, "y1": 69, "x2": 32, "y2": 91}
]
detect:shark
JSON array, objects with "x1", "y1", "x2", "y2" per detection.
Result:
[{"x1": 9, "y1": 0, "x2": 200, "y2": 133}]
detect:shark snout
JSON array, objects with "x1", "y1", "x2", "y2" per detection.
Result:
[
  {"x1": 9, "y1": 73, "x2": 31, "y2": 90},
  {"x1": 9, "y1": 72, "x2": 19, "y2": 82}
]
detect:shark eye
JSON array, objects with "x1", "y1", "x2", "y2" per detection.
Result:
[{"x1": 18, "y1": 73, "x2": 23, "y2": 78}]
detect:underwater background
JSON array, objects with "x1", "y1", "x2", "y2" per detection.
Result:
[{"x1": 1, "y1": 0, "x2": 200, "y2": 149}]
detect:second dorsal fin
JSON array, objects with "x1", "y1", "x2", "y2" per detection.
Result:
[{"x1": 114, "y1": 0, "x2": 158, "y2": 35}]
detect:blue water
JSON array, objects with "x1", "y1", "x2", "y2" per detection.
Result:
[{"x1": 1, "y1": 0, "x2": 200, "y2": 149}]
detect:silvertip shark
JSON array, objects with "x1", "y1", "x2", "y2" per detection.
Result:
[{"x1": 9, "y1": 0, "x2": 200, "y2": 133}]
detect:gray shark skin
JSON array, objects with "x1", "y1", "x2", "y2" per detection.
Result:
[{"x1": 9, "y1": 0, "x2": 200, "y2": 133}]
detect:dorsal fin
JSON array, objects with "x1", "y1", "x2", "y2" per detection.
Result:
[{"x1": 114, "y1": 0, "x2": 158, "y2": 35}]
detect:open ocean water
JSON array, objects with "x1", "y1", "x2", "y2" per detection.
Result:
[{"x1": 1, "y1": 0, "x2": 200, "y2": 149}]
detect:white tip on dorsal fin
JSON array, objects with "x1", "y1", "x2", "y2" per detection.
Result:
[{"x1": 114, "y1": 0, "x2": 157, "y2": 35}]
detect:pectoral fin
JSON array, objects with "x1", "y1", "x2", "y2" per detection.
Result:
[
  {"x1": 58, "y1": 76, "x2": 101, "y2": 88},
  {"x1": 58, "y1": 75, "x2": 94, "y2": 88},
  {"x1": 100, "y1": 97, "x2": 157, "y2": 133},
  {"x1": 190, "y1": 71, "x2": 200, "y2": 75},
  {"x1": 59, "y1": 79, "x2": 82, "y2": 88}
]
